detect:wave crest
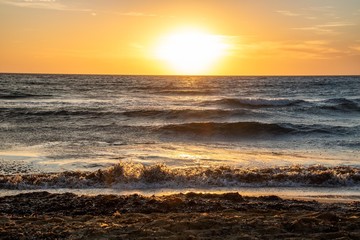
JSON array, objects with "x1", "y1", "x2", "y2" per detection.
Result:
[
  {"x1": 203, "y1": 98, "x2": 305, "y2": 108},
  {"x1": 202, "y1": 97, "x2": 360, "y2": 113},
  {"x1": 123, "y1": 109, "x2": 247, "y2": 119},
  {"x1": 1, "y1": 163, "x2": 359, "y2": 190},
  {"x1": 321, "y1": 98, "x2": 360, "y2": 112}
]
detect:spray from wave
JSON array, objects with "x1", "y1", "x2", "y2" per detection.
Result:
[{"x1": 1, "y1": 163, "x2": 359, "y2": 190}]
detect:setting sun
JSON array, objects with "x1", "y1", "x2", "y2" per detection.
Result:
[{"x1": 155, "y1": 29, "x2": 228, "y2": 74}]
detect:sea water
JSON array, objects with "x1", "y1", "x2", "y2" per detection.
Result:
[{"x1": 0, "y1": 74, "x2": 359, "y2": 200}]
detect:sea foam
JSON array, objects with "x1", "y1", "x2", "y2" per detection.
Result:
[{"x1": 1, "y1": 163, "x2": 359, "y2": 190}]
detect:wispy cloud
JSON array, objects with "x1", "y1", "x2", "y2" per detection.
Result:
[
  {"x1": 351, "y1": 45, "x2": 360, "y2": 52},
  {"x1": 1, "y1": 0, "x2": 162, "y2": 17},
  {"x1": 279, "y1": 41, "x2": 342, "y2": 59},
  {"x1": 276, "y1": 5, "x2": 337, "y2": 20},
  {"x1": 0, "y1": 0, "x2": 90, "y2": 11},
  {"x1": 349, "y1": 41, "x2": 360, "y2": 55},
  {"x1": 319, "y1": 22, "x2": 355, "y2": 27},
  {"x1": 293, "y1": 21, "x2": 355, "y2": 35},
  {"x1": 307, "y1": 6, "x2": 335, "y2": 13},
  {"x1": 276, "y1": 5, "x2": 358, "y2": 24},
  {"x1": 276, "y1": 5, "x2": 358, "y2": 35},
  {"x1": 276, "y1": 10, "x2": 301, "y2": 17},
  {"x1": 233, "y1": 39, "x2": 345, "y2": 60}
]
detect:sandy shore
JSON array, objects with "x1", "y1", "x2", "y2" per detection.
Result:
[{"x1": 0, "y1": 191, "x2": 359, "y2": 239}]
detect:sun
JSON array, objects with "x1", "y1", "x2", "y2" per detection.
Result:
[{"x1": 155, "y1": 29, "x2": 228, "y2": 75}]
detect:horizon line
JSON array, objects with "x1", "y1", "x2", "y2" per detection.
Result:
[{"x1": 1, "y1": 72, "x2": 360, "y2": 77}]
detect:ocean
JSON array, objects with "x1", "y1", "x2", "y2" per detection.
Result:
[{"x1": 0, "y1": 74, "x2": 359, "y2": 199}]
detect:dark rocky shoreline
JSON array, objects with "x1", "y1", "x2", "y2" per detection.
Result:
[{"x1": 1, "y1": 191, "x2": 359, "y2": 239}]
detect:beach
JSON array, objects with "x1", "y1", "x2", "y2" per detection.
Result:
[{"x1": 1, "y1": 191, "x2": 359, "y2": 239}]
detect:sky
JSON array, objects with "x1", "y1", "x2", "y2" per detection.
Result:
[{"x1": 0, "y1": 0, "x2": 359, "y2": 75}]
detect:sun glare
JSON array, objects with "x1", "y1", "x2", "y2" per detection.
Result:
[{"x1": 155, "y1": 29, "x2": 228, "y2": 75}]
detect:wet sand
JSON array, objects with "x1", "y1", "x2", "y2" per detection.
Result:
[{"x1": 1, "y1": 191, "x2": 359, "y2": 239}]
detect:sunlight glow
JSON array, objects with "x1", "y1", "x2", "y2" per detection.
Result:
[{"x1": 155, "y1": 29, "x2": 228, "y2": 74}]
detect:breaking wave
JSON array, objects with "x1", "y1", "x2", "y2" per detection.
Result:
[{"x1": 1, "y1": 163, "x2": 359, "y2": 190}]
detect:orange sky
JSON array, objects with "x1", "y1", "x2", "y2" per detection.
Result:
[{"x1": 0, "y1": 0, "x2": 359, "y2": 75}]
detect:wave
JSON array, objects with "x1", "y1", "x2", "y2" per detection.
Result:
[
  {"x1": 202, "y1": 97, "x2": 360, "y2": 113},
  {"x1": 203, "y1": 98, "x2": 306, "y2": 108},
  {"x1": 158, "y1": 121, "x2": 355, "y2": 138},
  {"x1": 0, "y1": 92, "x2": 51, "y2": 99},
  {"x1": 0, "y1": 109, "x2": 115, "y2": 119},
  {"x1": 123, "y1": 109, "x2": 252, "y2": 119},
  {"x1": 159, "y1": 122, "x2": 292, "y2": 137},
  {"x1": 1, "y1": 163, "x2": 359, "y2": 190},
  {"x1": 156, "y1": 89, "x2": 216, "y2": 95},
  {"x1": 2, "y1": 108, "x2": 255, "y2": 121},
  {"x1": 320, "y1": 98, "x2": 360, "y2": 112}
]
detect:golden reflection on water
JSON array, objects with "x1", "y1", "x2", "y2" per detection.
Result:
[{"x1": 0, "y1": 143, "x2": 356, "y2": 174}]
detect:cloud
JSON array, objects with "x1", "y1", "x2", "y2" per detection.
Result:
[
  {"x1": 232, "y1": 38, "x2": 345, "y2": 60},
  {"x1": 0, "y1": 0, "x2": 90, "y2": 11},
  {"x1": 349, "y1": 42, "x2": 360, "y2": 55},
  {"x1": 1, "y1": 0, "x2": 65, "y2": 10},
  {"x1": 277, "y1": 4, "x2": 358, "y2": 35},
  {"x1": 292, "y1": 27, "x2": 334, "y2": 34},
  {"x1": 276, "y1": 10, "x2": 301, "y2": 17},
  {"x1": 318, "y1": 22, "x2": 355, "y2": 27},
  {"x1": 0, "y1": 1, "x2": 161, "y2": 17},
  {"x1": 276, "y1": 5, "x2": 354, "y2": 22},
  {"x1": 293, "y1": 21, "x2": 356, "y2": 35},
  {"x1": 278, "y1": 41, "x2": 342, "y2": 59}
]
